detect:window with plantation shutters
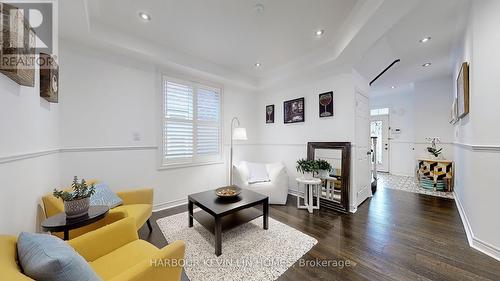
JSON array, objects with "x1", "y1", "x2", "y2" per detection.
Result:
[{"x1": 162, "y1": 76, "x2": 222, "y2": 167}]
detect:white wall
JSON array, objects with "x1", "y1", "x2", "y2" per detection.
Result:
[
  {"x1": 58, "y1": 41, "x2": 259, "y2": 210},
  {"x1": 370, "y1": 77, "x2": 454, "y2": 176},
  {"x1": 0, "y1": 68, "x2": 61, "y2": 235},
  {"x1": 256, "y1": 71, "x2": 363, "y2": 209},
  {"x1": 452, "y1": 0, "x2": 500, "y2": 260},
  {"x1": 371, "y1": 87, "x2": 416, "y2": 176},
  {"x1": 414, "y1": 77, "x2": 454, "y2": 158}
]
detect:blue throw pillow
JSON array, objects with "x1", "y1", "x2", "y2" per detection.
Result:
[
  {"x1": 17, "y1": 232, "x2": 101, "y2": 281},
  {"x1": 90, "y1": 182, "x2": 123, "y2": 208}
]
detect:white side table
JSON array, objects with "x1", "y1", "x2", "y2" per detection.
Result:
[{"x1": 296, "y1": 178, "x2": 322, "y2": 213}]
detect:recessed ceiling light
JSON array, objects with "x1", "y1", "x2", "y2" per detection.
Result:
[
  {"x1": 391, "y1": 86, "x2": 395, "y2": 89},
  {"x1": 138, "y1": 12, "x2": 151, "y2": 21},
  {"x1": 422, "y1": 62, "x2": 432, "y2": 67},
  {"x1": 254, "y1": 3, "x2": 265, "y2": 13},
  {"x1": 254, "y1": 62, "x2": 261, "y2": 68},
  {"x1": 315, "y1": 29, "x2": 325, "y2": 37},
  {"x1": 419, "y1": 36, "x2": 431, "y2": 43}
]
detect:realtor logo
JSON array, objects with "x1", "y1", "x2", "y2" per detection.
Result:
[
  {"x1": 0, "y1": 1, "x2": 54, "y2": 53},
  {"x1": 0, "y1": 1, "x2": 57, "y2": 87}
]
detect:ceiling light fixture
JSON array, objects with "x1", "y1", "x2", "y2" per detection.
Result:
[
  {"x1": 254, "y1": 62, "x2": 261, "y2": 68},
  {"x1": 315, "y1": 29, "x2": 325, "y2": 37},
  {"x1": 422, "y1": 62, "x2": 432, "y2": 67},
  {"x1": 138, "y1": 12, "x2": 151, "y2": 21},
  {"x1": 419, "y1": 36, "x2": 431, "y2": 43},
  {"x1": 391, "y1": 86, "x2": 395, "y2": 89},
  {"x1": 254, "y1": 3, "x2": 265, "y2": 13}
]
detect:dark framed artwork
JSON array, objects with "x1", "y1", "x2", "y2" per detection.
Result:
[
  {"x1": 319, "y1": 91, "x2": 333, "y2": 117},
  {"x1": 266, "y1": 104, "x2": 275, "y2": 123},
  {"x1": 284, "y1": 97, "x2": 304, "y2": 123},
  {"x1": 39, "y1": 53, "x2": 59, "y2": 103},
  {"x1": 0, "y1": 3, "x2": 36, "y2": 87},
  {"x1": 457, "y1": 62, "x2": 469, "y2": 118}
]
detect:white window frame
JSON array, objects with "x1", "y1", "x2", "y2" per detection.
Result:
[
  {"x1": 370, "y1": 107, "x2": 390, "y2": 116},
  {"x1": 160, "y1": 75, "x2": 223, "y2": 169}
]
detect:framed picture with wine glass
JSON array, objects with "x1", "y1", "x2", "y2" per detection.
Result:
[
  {"x1": 319, "y1": 91, "x2": 333, "y2": 117},
  {"x1": 266, "y1": 104, "x2": 275, "y2": 123}
]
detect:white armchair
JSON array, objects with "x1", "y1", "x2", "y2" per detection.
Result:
[{"x1": 233, "y1": 161, "x2": 289, "y2": 205}]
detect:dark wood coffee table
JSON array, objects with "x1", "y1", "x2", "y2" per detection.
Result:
[
  {"x1": 41, "y1": 205, "x2": 109, "y2": 240},
  {"x1": 188, "y1": 188, "x2": 269, "y2": 256}
]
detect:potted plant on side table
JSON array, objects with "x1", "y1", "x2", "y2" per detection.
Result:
[
  {"x1": 316, "y1": 159, "x2": 332, "y2": 178},
  {"x1": 53, "y1": 176, "x2": 96, "y2": 219},
  {"x1": 296, "y1": 159, "x2": 318, "y2": 180}
]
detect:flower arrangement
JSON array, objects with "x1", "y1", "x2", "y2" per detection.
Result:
[{"x1": 426, "y1": 137, "x2": 443, "y2": 158}]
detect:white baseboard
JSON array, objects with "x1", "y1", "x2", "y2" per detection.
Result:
[
  {"x1": 454, "y1": 191, "x2": 500, "y2": 261},
  {"x1": 288, "y1": 188, "x2": 303, "y2": 197},
  {"x1": 153, "y1": 198, "x2": 187, "y2": 212}
]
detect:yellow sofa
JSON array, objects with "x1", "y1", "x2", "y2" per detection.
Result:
[
  {"x1": 42, "y1": 180, "x2": 153, "y2": 239},
  {"x1": 0, "y1": 218, "x2": 186, "y2": 281}
]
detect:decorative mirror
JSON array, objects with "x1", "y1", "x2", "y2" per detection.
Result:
[{"x1": 307, "y1": 142, "x2": 351, "y2": 213}]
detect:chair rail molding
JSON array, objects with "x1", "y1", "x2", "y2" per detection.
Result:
[
  {"x1": 453, "y1": 142, "x2": 500, "y2": 152},
  {"x1": 0, "y1": 148, "x2": 60, "y2": 164},
  {"x1": 59, "y1": 145, "x2": 158, "y2": 153},
  {"x1": 0, "y1": 145, "x2": 159, "y2": 165}
]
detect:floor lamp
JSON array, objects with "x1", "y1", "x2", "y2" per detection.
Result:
[{"x1": 230, "y1": 117, "x2": 247, "y2": 185}]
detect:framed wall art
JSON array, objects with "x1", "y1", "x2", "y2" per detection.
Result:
[
  {"x1": 266, "y1": 104, "x2": 274, "y2": 123},
  {"x1": 450, "y1": 97, "x2": 458, "y2": 124},
  {"x1": 284, "y1": 97, "x2": 304, "y2": 123},
  {"x1": 0, "y1": 3, "x2": 36, "y2": 87},
  {"x1": 457, "y1": 62, "x2": 469, "y2": 118},
  {"x1": 319, "y1": 91, "x2": 333, "y2": 117},
  {"x1": 39, "y1": 53, "x2": 58, "y2": 103}
]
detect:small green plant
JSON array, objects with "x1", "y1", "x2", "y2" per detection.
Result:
[
  {"x1": 316, "y1": 159, "x2": 332, "y2": 171},
  {"x1": 296, "y1": 159, "x2": 318, "y2": 174},
  {"x1": 53, "y1": 176, "x2": 96, "y2": 202}
]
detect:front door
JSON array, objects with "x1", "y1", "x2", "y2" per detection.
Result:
[{"x1": 370, "y1": 114, "x2": 389, "y2": 172}]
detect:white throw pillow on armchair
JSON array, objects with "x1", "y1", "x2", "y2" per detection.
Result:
[{"x1": 247, "y1": 162, "x2": 271, "y2": 184}]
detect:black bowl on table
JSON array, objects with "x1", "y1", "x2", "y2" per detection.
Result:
[{"x1": 215, "y1": 186, "x2": 242, "y2": 199}]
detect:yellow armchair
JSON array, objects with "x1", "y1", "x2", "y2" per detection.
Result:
[
  {"x1": 0, "y1": 218, "x2": 185, "y2": 281},
  {"x1": 42, "y1": 181, "x2": 153, "y2": 239}
]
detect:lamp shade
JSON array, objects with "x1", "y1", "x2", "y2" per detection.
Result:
[{"x1": 232, "y1": 127, "x2": 248, "y2": 140}]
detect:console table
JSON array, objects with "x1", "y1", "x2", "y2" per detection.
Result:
[{"x1": 416, "y1": 159, "x2": 454, "y2": 192}]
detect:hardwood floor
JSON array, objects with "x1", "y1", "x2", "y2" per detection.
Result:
[{"x1": 139, "y1": 185, "x2": 500, "y2": 281}]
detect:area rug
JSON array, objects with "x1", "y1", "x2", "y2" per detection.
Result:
[
  {"x1": 378, "y1": 173, "x2": 454, "y2": 199},
  {"x1": 157, "y1": 212, "x2": 317, "y2": 281}
]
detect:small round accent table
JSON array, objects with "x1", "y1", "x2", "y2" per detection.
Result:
[
  {"x1": 296, "y1": 178, "x2": 322, "y2": 213},
  {"x1": 41, "y1": 205, "x2": 109, "y2": 240}
]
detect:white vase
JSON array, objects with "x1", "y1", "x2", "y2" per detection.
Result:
[
  {"x1": 302, "y1": 172, "x2": 313, "y2": 180},
  {"x1": 318, "y1": 170, "x2": 329, "y2": 178}
]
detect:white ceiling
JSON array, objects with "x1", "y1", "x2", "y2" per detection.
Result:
[
  {"x1": 354, "y1": 0, "x2": 469, "y2": 91},
  {"x1": 87, "y1": 0, "x2": 359, "y2": 78},
  {"x1": 59, "y1": 0, "x2": 469, "y2": 90}
]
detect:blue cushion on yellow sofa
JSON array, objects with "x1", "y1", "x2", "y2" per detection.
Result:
[
  {"x1": 90, "y1": 183, "x2": 123, "y2": 208},
  {"x1": 17, "y1": 232, "x2": 101, "y2": 281}
]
